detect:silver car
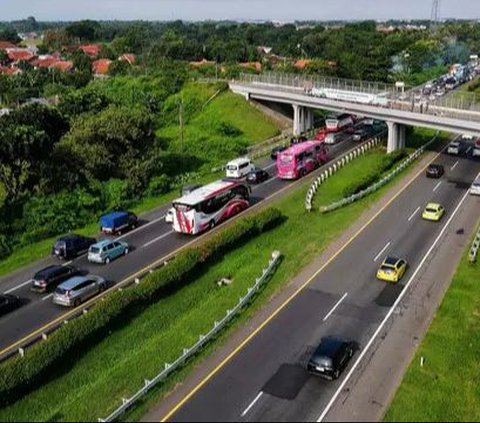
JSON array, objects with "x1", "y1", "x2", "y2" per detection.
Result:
[
  {"x1": 53, "y1": 275, "x2": 108, "y2": 307},
  {"x1": 470, "y1": 176, "x2": 480, "y2": 196}
]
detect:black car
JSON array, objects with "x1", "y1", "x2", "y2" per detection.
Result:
[
  {"x1": 246, "y1": 169, "x2": 269, "y2": 184},
  {"x1": 52, "y1": 234, "x2": 97, "y2": 260},
  {"x1": 0, "y1": 294, "x2": 22, "y2": 317},
  {"x1": 307, "y1": 336, "x2": 356, "y2": 380},
  {"x1": 426, "y1": 164, "x2": 445, "y2": 179},
  {"x1": 271, "y1": 145, "x2": 287, "y2": 160},
  {"x1": 31, "y1": 265, "x2": 79, "y2": 293}
]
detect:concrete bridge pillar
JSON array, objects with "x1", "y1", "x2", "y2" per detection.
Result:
[
  {"x1": 293, "y1": 105, "x2": 314, "y2": 136},
  {"x1": 387, "y1": 121, "x2": 406, "y2": 153}
]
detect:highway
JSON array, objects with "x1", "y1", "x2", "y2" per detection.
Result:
[
  {"x1": 0, "y1": 132, "x2": 362, "y2": 359},
  {"x1": 161, "y1": 138, "x2": 480, "y2": 422}
]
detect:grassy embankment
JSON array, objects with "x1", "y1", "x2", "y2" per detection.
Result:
[
  {"x1": 0, "y1": 83, "x2": 280, "y2": 278},
  {"x1": 0, "y1": 130, "x2": 438, "y2": 422},
  {"x1": 385, "y1": 226, "x2": 480, "y2": 422}
]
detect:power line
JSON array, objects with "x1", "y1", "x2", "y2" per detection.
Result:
[{"x1": 431, "y1": 0, "x2": 441, "y2": 30}]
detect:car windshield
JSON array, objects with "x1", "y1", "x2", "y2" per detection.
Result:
[
  {"x1": 473, "y1": 181, "x2": 480, "y2": 187},
  {"x1": 450, "y1": 143, "x2": 459, "y2": 147},
  {"x1": 280, "y1": 154, "x2": 293, "y2": 164},
  {"x1": 56, "y1": 287, "x2": 69, "y2": 295},
  {"x1": 426, "y1": 207, "x2": 438, "y2": 213},
  {"x1": 380, "y1": 265, "x2": 395, "y2": 272},
  {"x1": 90, "y1": 247, "x2": 100, "y2": 254}
]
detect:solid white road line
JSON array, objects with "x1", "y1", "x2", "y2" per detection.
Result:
[
  {"x1": 141, "y1": 230, "x2": 175, "y2": 249},
  {"x1": 450, "y1": 161, "x2": 459, "y2": 171},
  {"x1": 373, "y1": 242, "x2": 391, "y2": 262},
  {"x1": 316, "y1": 189, "x2": 471, "y2": 423},
  {"x1": 323, "y1": 293, "x2": 348, "y2": 322},
  {"x1": 42, "y1": 294, "x2": 53, "y2": 301},
  {"x1": 433, "y1": 181, "x2": 443, "y2": 192},
  {"x1": 408, "y1": 206, "x2": 421, "y2": 222},
  {"x1": 241, "y1": 392, "x2": 264, "y2": 417}
]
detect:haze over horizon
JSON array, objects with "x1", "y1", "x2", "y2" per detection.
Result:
[{"x1": 1, "y1": 0, "x2": 480, "y2": 22}]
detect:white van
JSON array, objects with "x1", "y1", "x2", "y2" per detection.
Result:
[
  {"x1": 226, "y1": 157, "x2": 255, "y2": 178},
  {"x1": 471, "y1": 174, "x2": 480, "y2": 196}
]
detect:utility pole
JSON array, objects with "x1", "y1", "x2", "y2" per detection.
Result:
[
  {"x1": 179, "y1": 95, "x2": 184, "y2": 171},
  {"x1": 430, "y1": 0, "x2": 441, "y2": 33}
]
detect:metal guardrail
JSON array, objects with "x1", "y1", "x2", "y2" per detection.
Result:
[
  {"x1": 469, "y1": 225, "x2": 480, "y2": 263},
  {"x1": 319, "y1": 133, "x2": 439, "y2": 214},
  {"x1": 305, "y1": 132, "x2": 387, "y2": 211},
  {"x1": 98, "y1": 251, "x2": 282, "y2": 422}
]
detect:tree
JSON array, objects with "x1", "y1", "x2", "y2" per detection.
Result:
[
  {"x1": 56, "y1": 105, "x2": 156, "y2": 186},
  {"x1": 0, "y1": 27, "x2": 20, "y2": 44},
  {"x1": 66, "y1": 20, "x2": 99, "y2": 42},
  {"x1": 42, "y1": 28, "x2": 72, "y2": 51}
]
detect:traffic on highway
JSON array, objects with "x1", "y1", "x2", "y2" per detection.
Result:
[
  {"x1": 160, "y1": 134, "x2": 480, "y2": 422},
  {"x1": 0, "y1": 120, "x2": 374, "y2": 360}
]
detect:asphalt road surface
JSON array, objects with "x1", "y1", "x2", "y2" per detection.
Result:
[{"x1": 162, "y1": 139, "x2": 480, "y2": 422}]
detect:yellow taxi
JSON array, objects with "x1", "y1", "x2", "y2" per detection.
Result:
[
  {"x1": 376, "y1": 256, "x2": 408, "y2": 283},
  {"x1": 422, "y1": 203, "x2": 445, "y2": 222}
]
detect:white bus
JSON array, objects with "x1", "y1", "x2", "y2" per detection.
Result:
[
  {"x1": 225, "y1": 157, "x2": 255, "y2": 178},
  {"x1": 325, "y1": 113, "x2": 355, "y2": 132},
  {"x1": 310, "y1": 87, "x2": 389, "y2": 106},
  {"x1": 172, "y1": 179, "x2": 251, "y2": 235}
]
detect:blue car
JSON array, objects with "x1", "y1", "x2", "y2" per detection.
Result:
[{"x1": 88, "y1": 239, "x2": 130, "y2": 264}]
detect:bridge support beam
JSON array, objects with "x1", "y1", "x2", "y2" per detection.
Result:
[
  {"x1": 387, "y1": 121, "x2": 406, "y2": 153},
  {"x1": 293, "y1": 105, "x2": 314, "y2": 136}
]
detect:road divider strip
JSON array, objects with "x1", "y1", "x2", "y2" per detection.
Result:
[
  {"x1": 305, "y1": 133, "x2": 387, "y2": 212},
  {"x1": 468, "y1": 222, "x2": 480, "y2": 263},
  {"x1": 319, "y1": 133, "x2": 439, "y2": 214}
]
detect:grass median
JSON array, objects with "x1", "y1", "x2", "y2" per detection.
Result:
[{"x1": 384, "y1": 229, "x2": 480, "y2": 422}]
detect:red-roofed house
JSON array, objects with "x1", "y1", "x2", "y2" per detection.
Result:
[
  {"x1": 31, "y1": 56, "x2": 58, "y2": 69},
  {"x1": 0, "y1": 41, "x2": 16, "y2": 50},
  {"x1": 0, "y1": 66, "x2": 21, "y2": 75},
  {"x1": 7, "y1": 49, "x2": 35, "y2": 63},
  {"x1": 92, "y1": 59, "x2": 112, "y2": 76},
  {"x1": 50, "y1": 60, "x2": 74, "y2": 72},
  {"x1": 79, "y1": 44, "x2": 101, "y2": 58},
  {"x1": 119, "y1": 53, "x2": 135, "y2": 65}
]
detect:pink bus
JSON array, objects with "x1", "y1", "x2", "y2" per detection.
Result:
[{"x1": 276, "y1": 140, "x2": 328, "y2": 180}]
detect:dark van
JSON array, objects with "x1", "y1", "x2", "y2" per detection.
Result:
[
  {"x1": 100, "y1": 211, "x2": 138, "y2": 235},
  {"x1": 52, "y1": 234, "x2": 97, "y2": 260}
]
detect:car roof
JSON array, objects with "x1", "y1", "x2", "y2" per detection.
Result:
[
  {"x1": 91, "y1": 239, "x2": 117, "y2": 248},
  {"x1": 314, "y1": 337, "x2": 345, "y2": 358},
  {"x1": 56, "y1": 234, "x2": 83, "y2": 241},
  {"x1": 428, "y1": 163, "x2": 443, "y2": 168},
  {"x1": 384, "y1": 256, "x2": 401, "y2": 266},
  {"x1": 35, "y1": 265, "x2": 64, "y2": 276},
  {"x1": 57, "y1": 276, "x2": 92, "y2": 289},
  {"x1": 226, "y1": 157, "x2": 251, "y2": 166}
]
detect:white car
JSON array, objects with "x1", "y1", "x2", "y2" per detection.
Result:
[
  {"x1": 461, "y1": 134, "x2": 474, "y2": 141},
  {"x1": 447, "y1": 142, "x2": 461, "y2": 155},
  {"x1": 165, "y1": 208, "x2": 175, "y2": 223},
  {"x1": 471, "y1": 176, "x2": 480, "y2": 196}
]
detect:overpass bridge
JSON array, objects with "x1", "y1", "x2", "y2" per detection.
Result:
[{"x1": 230, "y1": 73, "x2": 480, "y2": 152}]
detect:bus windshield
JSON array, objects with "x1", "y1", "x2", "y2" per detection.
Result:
[{"x1": 280, "y1": 154, "x2": 294, "y2": 164}]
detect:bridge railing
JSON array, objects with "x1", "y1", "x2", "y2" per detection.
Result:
[{"x1": 236, "y1": 73, "x2": 480, "y2": 124}]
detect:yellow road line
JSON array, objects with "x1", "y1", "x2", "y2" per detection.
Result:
[{"x1": 160, "y1": 146, "x2": 446, "y2": 422}]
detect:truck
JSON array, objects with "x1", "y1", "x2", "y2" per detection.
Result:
[{"x1": 100, "y1": 211, "x2": 138, "y2": 235}]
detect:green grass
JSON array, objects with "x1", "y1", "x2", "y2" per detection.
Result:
[
  {"x1": 158, "y1": 84, "x2": 280, "y2": 166},
  {"x1": 384, "y1": 229, "x2": 480, "y2": 422},
  {"x1": 0, "y1": 146, "x2": 423, "y2": 422}
]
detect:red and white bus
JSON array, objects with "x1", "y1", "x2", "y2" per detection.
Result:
[
  {"x1": 276, "y1": 140, "x2": 328, "y2": 180},
  {"x1": 325, "y1": 113, "x2": 355, "y2": 133},
  {"x1": 172, "y1": 179, "x2": 251, "y2": 235}
]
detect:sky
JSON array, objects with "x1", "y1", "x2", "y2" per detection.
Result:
[{"x1": 1, "y1": 0, "x2": 480, "y2": 22}]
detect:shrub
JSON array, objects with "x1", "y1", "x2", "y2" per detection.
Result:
[
  {"x1": 103, "y1": 179, "x2": 131, "y2": 210},
  {"x1": 146, "y1": 174, "x2": 171, "y2": 197},
  {"x1": 0, "y1": 206, "x2": 284, "y2": 404},
  {"x1": 0, "y1": 235, "x2": 11, "y2": 259}
]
